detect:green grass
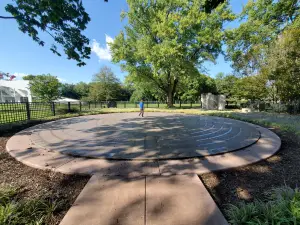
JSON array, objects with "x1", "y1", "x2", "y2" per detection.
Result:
[
  {"x1": 0, "y1": 186, "x2": 62, "y2": 225},
  {"x1": 227, "y1": 186, "x2": 300, "y2": 225}
]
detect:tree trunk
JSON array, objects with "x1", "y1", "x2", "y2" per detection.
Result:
[{"x1": 167, "y1": 90, "x2": 174, "y2": 107}]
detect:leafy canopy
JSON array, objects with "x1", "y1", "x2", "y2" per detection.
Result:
[
  {"x1": 111, "y1": 0, "x2": 234, "y2": 106},
  {"x1": 88, "y1": 66, "x2": 121, "y2": 101},
  {"x1": 24, "y1": 74, "x2": 61, "y2": 102},
  {"x1": 3, "y1": 0, "x2": 91, "y2": 66},
  {"x1": 225, "y1": 0, "x2": 300, "y2": 76},
  {"x1": 263, "y1": 27, "x2": 300, "y2": 102}
]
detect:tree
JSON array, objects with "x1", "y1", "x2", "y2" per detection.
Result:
[
  {"x1": 74, "y1": 82, "x2": 90, "y2": 100},
  {"x1": 2, "y1": 0, "x2": 92, "y2": 66},
  {"x1": 22, "y1": 75, "x2": 35, "y2": 81},
  {"x1": 25, "y1": 74, "x2": 61, "y2": 102},
  {"x1": 177, "y1": 73, "x2": 217, "y2": 101},
  {"x1": 88, "y1": 66, "x2": 121, "y2": 101},
  {"x1": 233, "y1": 74, "x2": 268, "y2": 101},
  {"x1": 263, "y1": 27, "x2": 300, "y2": 102},
  {"x1": 111, "y1": 0, "x2": 234, "y2": 107},
  {"x1": 225, "y1": 0, "x2": 299, "y2": 76},
  {"x1": 215, "y1": 73, "x2": 238, "y2": 98},
  {"x1": 117, "y1": 85, "x2": 134, "y2": 101},
  {"x1": 60, "y1": 83, "x2": 80, "y2": 99}
]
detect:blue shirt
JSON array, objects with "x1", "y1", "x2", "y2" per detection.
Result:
[{"x1": 139, "y1": 102, "x2": 144, "y2": 109}]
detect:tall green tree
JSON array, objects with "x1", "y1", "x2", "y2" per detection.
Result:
[
  {"x1": 74, "y1": 82, "x2": 90, "y2": 100},
  {"x1": 88, "y1": 66, "x2": 121, "y2": 101},
  {"x1": 60, "y1": 83, "x2": 80, "y2": 99},
  {"x1": 1, "y1": 0, "x2": 92, "y2": 66},
  {"x1": 25, "y1": 74, "x2": 61, "y2": 102},
  {"x1": 233, "y1": 74, "x2": 268, "y2": 101},
  {"x1": 263, "y1": 27, "x2": 300, "y2": 102},
  {"x1": 111, "y1": 0, "x2": 234, "y2": 107},
  {"x1": 177, "y1": 73, "x2": 217, "y2": 101},
  {"x1": 225, "y1": 0, "x2": 299, "y2": 76},
  {"x1": 215, "y1": 72, "x2": 238, "y2": 98}
]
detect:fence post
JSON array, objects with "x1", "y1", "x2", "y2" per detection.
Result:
[
  {"x1": 52, "y1": 102, "x2": 55, "y2": 116},
  {"x1": 25, "y1": 102, "x2": 31, "y2": 120},
  {"x1": 68, "y1": 102, "x2": 71, "y2": 113},
  {"x1": 88, "y1": 102, "x2": 91, "y2": 110},
  {"x1": 180, "y1": 100, "x2": 182, "y2": 109},
  {"x1": 79, "y1": 102, "x2": 82, "y2": 112}
]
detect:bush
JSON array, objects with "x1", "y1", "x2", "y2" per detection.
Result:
[
  {"x1": 0, "y1": 186, "x2": 63, "y2": 225},
  {"x1": 227, "y1": 186, "x2": 300, "y2": 225},
  {"x1": 56, "y1": 107, "x2": 80, "y2": 115},
  {"x1": 225, "y1": 104, "x2": 241, "y2": 109}
]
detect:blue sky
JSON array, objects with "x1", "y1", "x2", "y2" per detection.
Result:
[{"x1": 0, "y1": 0, "x2": 248, "y2": 84}]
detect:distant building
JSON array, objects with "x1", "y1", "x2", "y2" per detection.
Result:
[{"x1": 0, "y1": 80, "x2": 32, "y2": 103}]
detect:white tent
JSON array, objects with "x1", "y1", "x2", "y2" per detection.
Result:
[
  {"x1": 54, "y1": 97, "x2": 80, "y2": 104},
  {"x1": 0, "y1": 80, "x2": 32, "y2": 103}
]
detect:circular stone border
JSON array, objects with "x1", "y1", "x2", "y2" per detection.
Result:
[{"x1": 5, "y1": 114, "x2": 281, "y2": 176}]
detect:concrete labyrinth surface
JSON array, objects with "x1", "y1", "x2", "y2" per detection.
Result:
[
  {"x1": 29, "y1": 113, "x2": 261, "y2": 159},
  {"x1": 6, "y1": 112, "x2": 282, "y2": 225}
]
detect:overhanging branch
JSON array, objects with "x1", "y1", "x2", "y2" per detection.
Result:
[{"x1": 0, "y1": 16, "x2": 17, "y2": 19}]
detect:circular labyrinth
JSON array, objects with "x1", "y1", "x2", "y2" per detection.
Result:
[{"x1": 29, "y1": 113, "x2": 261, "y2": 160}]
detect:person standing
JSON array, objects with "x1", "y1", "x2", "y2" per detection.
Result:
[{"x1": 139, "y1": 99, "x2": 144, "y2": 117}]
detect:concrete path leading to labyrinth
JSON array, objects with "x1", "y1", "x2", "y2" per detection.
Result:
[
  {"x1": 60, "y1": 174, "x2": 228, "y2": 225},
  {"x1": 6, "y1": 113, "x2": 281, "y2": 225}
]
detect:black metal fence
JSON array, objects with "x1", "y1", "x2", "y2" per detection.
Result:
[{"x1": 0, "y1": 100, "x2": 202, "y2": 125}]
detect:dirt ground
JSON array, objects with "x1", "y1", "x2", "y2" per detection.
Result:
[
  {"x1": 0, "y1": 126, "x2": 90, "y2": 225},
  {"x1": 200, "y1": 127, "x2": 300, "y2": 217}
]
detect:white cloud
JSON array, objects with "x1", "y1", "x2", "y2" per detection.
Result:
[{"x1": 91, "y1": 34, "x2": 114, "y2": 61}]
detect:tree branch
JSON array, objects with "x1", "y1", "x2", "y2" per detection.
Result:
[
  {"x1": 0, "y1": 16, "x2": 17, "y2": 19},
  {"x1": 45, "y1": 29, "x2": 56, "y2": 40}
]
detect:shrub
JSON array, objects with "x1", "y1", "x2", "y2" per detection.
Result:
[
  {"x1": 227, "y1": 186, "x2": 300, "y2": 225},
  {"x1": 0, "y1": 186, "x2": 62, "y2": 225}
]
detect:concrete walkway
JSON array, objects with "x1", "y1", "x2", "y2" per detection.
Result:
[
  {"x1": 60, "y1": 174, "x2": 228, "y2": 225},
  {"x1": 5, "y1": 113, "x2": 281, "y2": 225}
]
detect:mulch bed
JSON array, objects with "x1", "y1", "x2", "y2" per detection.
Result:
[
  {"x1": 200, "y1": 127, "x2": 300, "y2": 216},
  {"x1": 0, "y1": 125, "x2": 90, "y2": 225}
]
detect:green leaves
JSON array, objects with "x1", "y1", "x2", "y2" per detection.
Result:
[
  {"x1": 88, "y1": 66, "x2": 122, "y2": 101},
  {"x1": 263, "y1": 27, "x2": 300, "y2": 102},
  {"x1": 4, "y1": 0, "x2": 91, "y2": 66},
  {"x1": 27, "y1": 74, "x2": 61, "y2": 102},
  {"x1": 227, "y1": 186, "x2": 300, "y2": 225},
  {"x1": 111, "y1": 0, "x2": 234, "y2": 106},
  {"x1": 225, "y1": 0, "x2": 300, "y2": 76}
]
